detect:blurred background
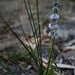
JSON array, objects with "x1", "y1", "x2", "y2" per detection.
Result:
[{"x1": 0, "y1": 0, "x2": 75, "y2": 75}]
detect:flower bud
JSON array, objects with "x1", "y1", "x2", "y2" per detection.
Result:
[
  {"x1": 52, "y1": 7, "x2": 59, "y2": 14},
  {"x1": 53, "y1": 1, "x2": 59, "y2": 6},
  {"x1": 50, "y1": 14, "x2": 59, "y2": 24},
  {"x1": 48, "y1": 1, "x2": 60, "y2": 38},
  {"x1": 48, "y1": 31, "x2": 55, "y2": 38},
  {"x1": 48, "y1": 23, "x2": 58, "y2": 30}
]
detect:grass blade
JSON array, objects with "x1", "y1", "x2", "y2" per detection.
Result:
[
  {"x1": 40, "y1": 10, "x2": 51, "y2": 25},
  {"x1": 17, "y1": 65, "x2": 27, "y2": 75},
  {"x1": 0, "y1": 62, "x2": 13, "y2": 74},
  {"x1": 27, "y1": 0, "x2": 38, "y2": 42},
  {"x1": 23, "y1": 0, "x2": 37, "y2": 45},
  {"x1": 19, "y1": 21, "x2": 34, "y2": 54},
  {"x1": 36, "y1": 0, "x2": 43, "y2": 75},
  {"x1": 0, "y1": 15, "x2": 39, "y2": 69}
]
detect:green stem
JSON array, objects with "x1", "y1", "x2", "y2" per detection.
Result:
[
  {"x1": 36, "y1": 0, "x2": 43, "y2": 75},
  {"x1": 27, "y1": 0, "x2": 38, "y2": 43},
  {"x1": 45, "y1": 48, "x2": 53, "y2": 75},
  {"x1": 19, "y1": 22, "x2": 34, "y2": 54},
  {"x1": 24, "y1": 0, "x2": 36, "y2": 45}
]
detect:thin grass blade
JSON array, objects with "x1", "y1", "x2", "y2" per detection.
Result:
[
  {"x1": 19, "y1": 21, "x2": 34, "y2": 54},
  {"x1": 23, "y1": 0, "x2": 37, "y2": 45},
  {"x1": 27, "y1": 0, "x2": 38, "y2": 43},
  {"x1": 36, "y1": 0, "x2": 43, "y2": 75},
  {"x1": 0, "y1": 15, "x2": 39, "y2": 69}
]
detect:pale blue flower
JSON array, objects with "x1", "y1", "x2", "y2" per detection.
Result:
[
  {"x1": 50, "y1": 14, "x2": 59, "y2": 20},
  {"x1": 48, "y1": 23, "x2": 58, "y2": 30},
  {"x1": 48, "y1": 31, "x2": 55, "y2": 38}
]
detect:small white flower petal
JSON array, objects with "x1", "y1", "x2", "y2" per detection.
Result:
[
  {"x1": 48, "y1": 32, "x2": 51, "y2": 37},
  {"x1": 55, "y1": 14, "x2": 59, "y2": 19},
  {"x1": 48, "y1": 23, "x2": 52, "y2": 29},
  {"x1": 48, "y1": 31, "x2": 55, "y2": 38},
  {"x1": 50, "y1": 14, "x2": 59, "y2": 20},
  {"x1": 53, "y1": 24, "x2": 58, "y2": 29},
  {"x1": 48, "y1": 23, "x2": 58, "y2": 30},
  {"x1": 48, "y1": 23, "x2": 51, "y2": 28}
]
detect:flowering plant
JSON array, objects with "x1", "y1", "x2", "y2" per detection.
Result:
[
  {"x1": 0, "y1": 0, "x2": 60, "y2": 75},
  {"x1": 45, "y1": 1, "x2": 60, "y2": 75}
]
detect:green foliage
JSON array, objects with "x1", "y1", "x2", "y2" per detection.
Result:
[{"x1": 0, "y1": 49, "x2": 31, "y2": 65}]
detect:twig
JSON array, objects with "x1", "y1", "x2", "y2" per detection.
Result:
[{"x1": 42, "y1": 58, "x2": 75, "y2": 69}]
